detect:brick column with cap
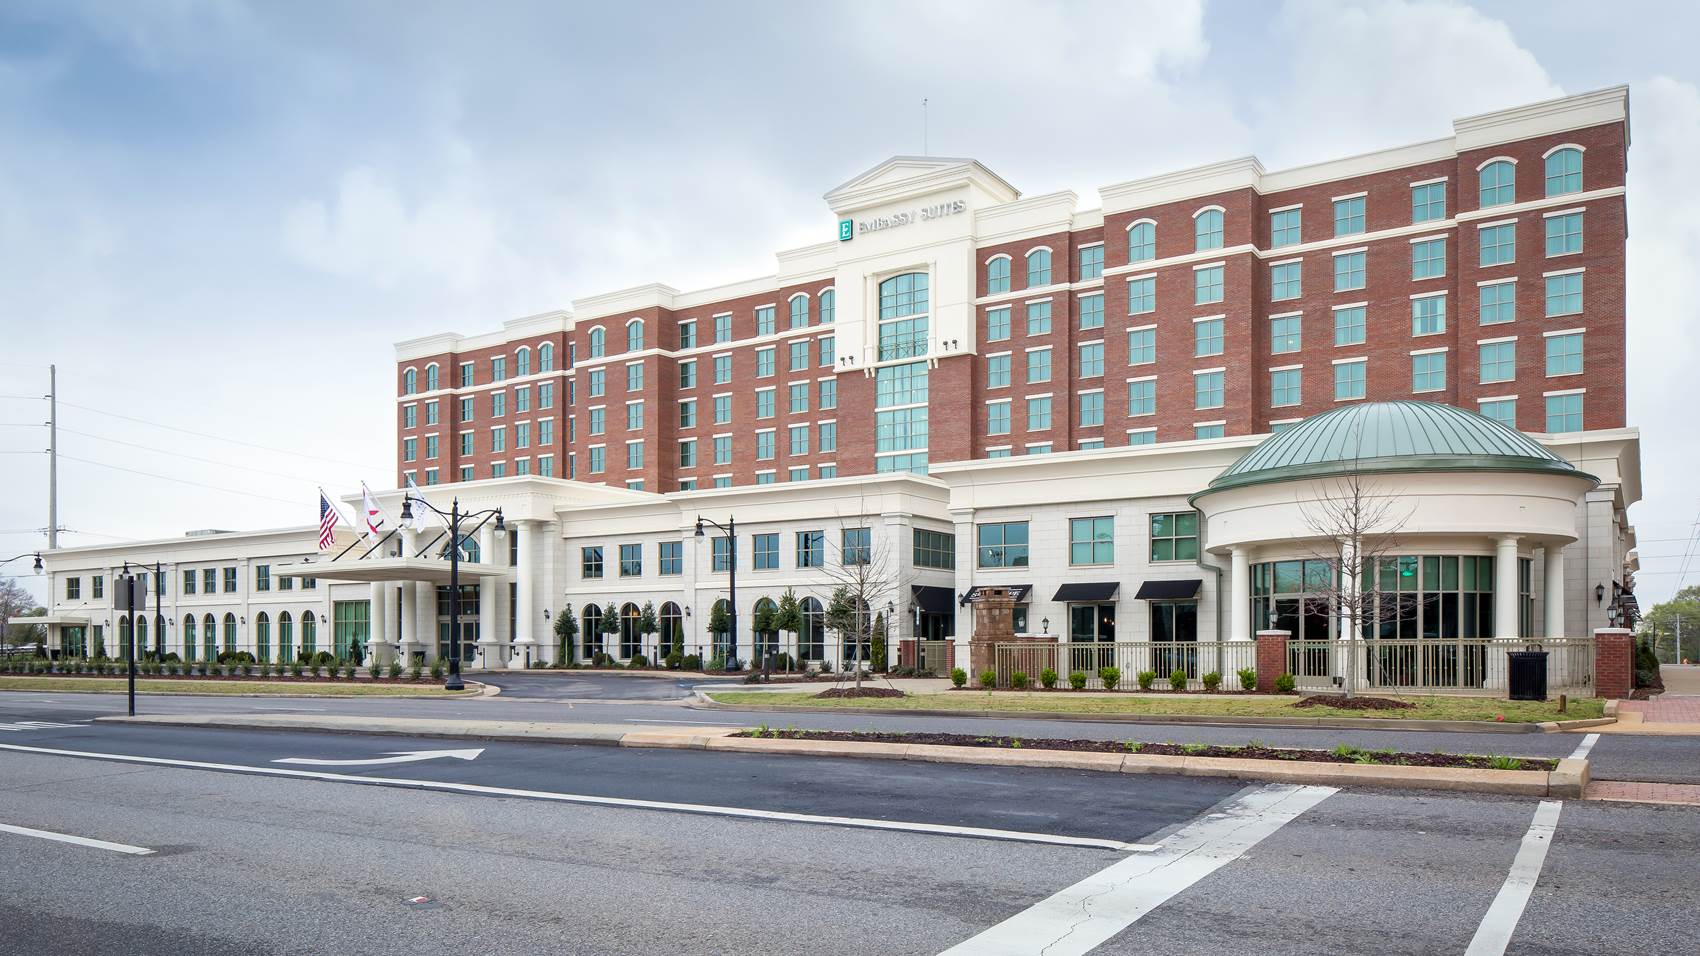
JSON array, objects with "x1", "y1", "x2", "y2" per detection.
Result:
[
  {"x1": 1594, "y1": 627, "x2": 1634, "y2": 700},
  {"x1": 1256, "y1": 629, "x2": 1291, "y2": 694},
  {"x1": 969, "y1": 587, "x2": 1014, "y2": 683}
]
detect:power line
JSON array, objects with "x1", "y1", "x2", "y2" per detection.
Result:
[
  {"x1": 58, "y1": 454, "x2": 304, "y2": 507},
  {"x1": 59, "y1": 401, "x2": 386, "y2": 473},
  {"x1": 56, "y1": 426, "x2": 331, "y2": 488}
]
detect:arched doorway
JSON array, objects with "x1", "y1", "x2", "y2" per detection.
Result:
[
  {"x1": 752, "y1": 597, "x2": 778, "y2": 664},
  {"x1": 581, "y1": 604, "x2": 603, "y2": 659},
  {"x1": 182, "y1": 615, "x2": 196, "y2": 661},
  {"x1": 278, "y1": 612, "x2": 294, "y2": 663},
  {"x1": 659, "y1": 602, "x2": 683, "y2": 659},
  {"x1": 202, "y1": 613, "x2": 217, "y2": 661},
  {"x1": 255, "y1": 612, "x2": 271, "y2": 663},
  {"x1": 710, "y1": 598, "x2": 732, "y2": 662},
  {"x1": 620, "y1": 603, "x2": 641, "y2": 659},
  {"x1": 800, "y1": 597, "x2": 824, "y2": 663}
]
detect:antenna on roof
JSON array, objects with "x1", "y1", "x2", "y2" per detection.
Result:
[{"x1": 922, "y1": 97, "x2": 928, "y2": 156}]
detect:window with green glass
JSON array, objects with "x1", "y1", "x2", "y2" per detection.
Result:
[
  {"x1": 1069, "y1": 516, "x2": 1114, "y2": 565},
  {"x1": 1149, "y1": 512, "x2": 1198, "y2": 561}
]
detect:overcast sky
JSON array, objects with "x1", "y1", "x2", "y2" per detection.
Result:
[{"x1": 3, "y1": 0, "x2": 1697, "y2": 608}]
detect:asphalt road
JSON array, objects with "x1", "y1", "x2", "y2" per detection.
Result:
[{"x1": 0, "y1": 714, "x2": 1695, "y2": 955}]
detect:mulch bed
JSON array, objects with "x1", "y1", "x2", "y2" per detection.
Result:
[
  {"x1": 733, "y1": 728, "x2": 1556, "y2": 771},
  {"x1": 1293, "y1": 694, "x2": 1416, "y2": 711},
  {"x1": 8, "y1": 671, "x2": 436, "y2": 685},
  {"x1": 813, "y1": 687, "x2": 907, "y2": 700}
]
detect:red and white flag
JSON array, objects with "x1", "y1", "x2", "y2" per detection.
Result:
[
  {"x1": 317, "y1": 488, "x2": 343, "y2": 550},
  {"x1": 360, "y1": 482, "x2": 389, "y2": 538}
]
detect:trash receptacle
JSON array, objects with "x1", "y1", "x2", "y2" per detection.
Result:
[{"x1": 1507, "y1": 650, "x2": 1548, "y2": 701}]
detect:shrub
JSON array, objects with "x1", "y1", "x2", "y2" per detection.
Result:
[
  {"x1": 1168, "y1": 669, "x2": 1188, "y2": 691},
  {"x1": 429, "y1": 658, "x2": 445, "y2": 680},
  {"x1": 665, "y1": 652, "x2": 683, "y2": 670},
  {"x1": 979, "y1": 669, "x2": 998, "y2": 689},
  {"x1": 1274, "y1": 673, "x2": 1297, "y2": 694},
  {"x1": 1098, "y1": 666, "x2": 1121, "y2": 690},
  {"x1": 1487, "y1": 755, "x2": 1525, "y2": 771},
  {"x1": 1010, "y1": 671, "x2": 1028, "y2": 690},
  {"x1": 1039, "y1": 668, "x2": 1058, "y2": 689},
  {"x1": 239, "y1": 662, "x2": 253, "y2": 678},
  {"x1": 682, "y1": 654, "x2": 702, "y2": 671},
  {"x1": 1237, "y1": 667, "x2": 1257, "y2": 691},
  {"x1": 289, "y1": 661, "x2": 304, "y2": 678},
  {"x1": 950, "y1": 667, "x2": 968, "y2": 688},
  {"x1": 343, "y1": 661, "x2": 358, "y2": 679},
  {"x1": 386, "y1": 660, "x2": 402, "y2": 679},
  {"x1": 1136, "y1": 669, "x2": 1156, "y2": 691},
  {"x1": 161, "y1": 652, "x2": 181, "y2": 663},
  {"x1": 408, "y1": 663, "x2": 423, "y2": 680},
  {"x1": 1202, "y1": 671, "x2": 1222, "y2": 692},
  {"x1": 1068, "y1": 671, "x2": 1087, "y2": 690},
  {"x1": 629, "y1": 653, "x2": 650, "y2": 669}
]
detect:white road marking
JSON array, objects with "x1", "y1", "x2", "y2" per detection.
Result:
[
  {"x1": 274, "y1": 748, "x2": 484, "y2": 767},
  {"x1": 1463, "y1": 800, "x2": 1563, "y2": 956},
  {"x1": 0, "y1": 721, "x2": 81, "y2": 732},
  {"x1": 627, "y1": 718, "x2": 726, "y2": 725},
  {"x1": 1567, "y1": 733, "x2": 1599, "y2": 761},
  {"x1": 0, "y1": 822, "x2": 155, "y2": 856},
  {"x1": 936, "y1": 783, "x2": 1337, "y2": 955},
  {"x1": 0, "y1": 741, "x2": 1148, "y2": 852}
]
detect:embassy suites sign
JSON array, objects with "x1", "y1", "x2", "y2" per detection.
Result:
[{"x1": 838, "y1": 199, "x2": 966, "y2": 241}]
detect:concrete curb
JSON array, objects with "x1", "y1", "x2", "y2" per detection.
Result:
[
  {"x1": 691, "y1": 695, "x2": 1588, "y2": 734},
  {"x1": 97, "y1": 712, "x2": 1584, "y2": 797}
]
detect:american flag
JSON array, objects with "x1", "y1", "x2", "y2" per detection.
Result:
[{"x1": 318, "y1": 489, "x2": 341, "y2": 550}]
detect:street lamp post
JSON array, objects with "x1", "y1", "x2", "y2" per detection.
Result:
[
  {"x1": 694, "y1": 515, "x2": 742, "y2": 674},
  {"x1": 400, "y1": 494, "x2": 504, "y2": 691}
]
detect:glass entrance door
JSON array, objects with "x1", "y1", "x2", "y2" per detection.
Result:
[{"x1": 1069, "y1": 603, "x2": 1116, "y2": 671}]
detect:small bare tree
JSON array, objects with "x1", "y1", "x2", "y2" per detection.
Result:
[
  {"x1": 815, "y1": 517, "x2": 911, "y2": 691},
  {"x1": 1296, "y1": 437, "x2": 1411, "y2": 698}
]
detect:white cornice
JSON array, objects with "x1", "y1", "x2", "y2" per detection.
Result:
[
  {"x1": 972, "y1": 190, "x2": 1080, "y2": 245},
  {"x1": 824, "y1": 155, "x2": 1020, "y2": 215}
]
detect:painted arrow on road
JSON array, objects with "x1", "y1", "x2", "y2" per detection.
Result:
[{"x1": 272, "y1": 748, "x2": 484, "y2": 767}]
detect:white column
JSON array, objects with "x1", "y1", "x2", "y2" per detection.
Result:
[
  {"x1": 1494, "y1": 535, "x2": 1520, "y2": 639},
  {"x1": 1229, "y1": 547, "x2": 1251, "y2": 642},
  {"x1": 368, "y1": 581, "x2": 389, "y2": 667},
  {"x1": 511, "y1": 520, "x2": 535, "y2": 669},
  {"x1": 477, "y1": 523, "x2": 497, "y2": 668},
  {"x1": 1543, "y1": 545, "x2": 1566, "y2": 639},
  {"x1": 413, "y1": 578, "x2": 436, "y2": 662}
]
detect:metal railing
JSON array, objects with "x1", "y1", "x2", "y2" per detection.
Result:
[
  {"x1": 915, "y1": 640, "x2": 953, "y2": 677},
  {"x1": 989, "y1": 637, "x2": 1596, "y2": 695}
]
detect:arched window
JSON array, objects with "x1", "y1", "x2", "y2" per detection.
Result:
[
  {"x1": 986, "y1": 255, "x2": 1011, "y2": 294},
  {"x1": 118, "y1": 615, "x2": 131, "y2": 658},
  {"x1": 301, "y1": 611, "x2": 317, "y2": 656},
  {"x1": 660, "y1": 602, "x2": 683, "y2": 656},
  {"x1": 1479, "y1": 159, "x2": 1516, "y2": 208},
  {"x1": 516, "y1": 347, "x2": 531, "y2": 377},
  {"x1": 1128, "y1": 221, "x2": 1156, "y2": 263},
  {"x1": 223, "y1": 612, "x2": 237, "y2": 653},
  {"x1": 203, "y1": 613, "x2": 217, "y2": 661},
  {"x1": 255, "y1": 612, "x2": 270, "y2": 664},
  {"x1": 626, "y1": 320, "x2": 644, "y2": 352},
  {"x1": 789, "y1": 295, "x2": 809, "y2": 330},
  {"x1": 135, "y1": 615, "x2": 148, "y2": 655},
  {"x1": 800, "y1": 597, "x2": 824, "y2": 663},
  {"x1": 620, "y1": 602, "x2": 641, "y2": 658},
  {"x1": 1194, "y1": 208, "x2": 1224, "y2": 251},
  {"x1": 1545, "y1": 147, "x2": 1582, "y2": 197},
  {"x1": 539, "y1": 342, "x2": 554, "y2": 372},
  {"x1": 425, "y1": 364, "x2": 439, "y2": 391},
  {"x1": 403, "y1": 368, "x2": 417, "y2": 395},
  {"x1": 588, "y1": 327, "x2": 605, "y2": 358},
  {"x1": 183, "y1": 615, "x2": 196, "y2": 661},
  {"x1": 581, "y1": 604, "x2": 603, "y2": 658},
  {"x1": 711, "y1": 598, "x2": 733, "y2": 661},
  {"x1": 752, "y1": 597, "x2": 778, "y2": 663},
  {"x1": 1025, "y1": 248, "x2": 1052, "y2": 287},
  {"x1": 279, "y1": 612, "x2": 294, "y2": 663}
]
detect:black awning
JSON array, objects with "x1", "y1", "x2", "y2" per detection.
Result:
[
  {"x1": 1134, "y1": 579, "x2": 1202, "y2": 600},
  {"x1": 911, "y1": 585, "x2": 955, "y2": 615},
  {"x1": 1052, "y1": 582, "x2": 1119, "y2": 602},
  {"x1": 960, "y1": 584, "x2": 1033, "y2": 607}
]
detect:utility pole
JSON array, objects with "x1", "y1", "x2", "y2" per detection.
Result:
[{"x1": 47, "y1": 363, "x2": 58, "y2": 551}]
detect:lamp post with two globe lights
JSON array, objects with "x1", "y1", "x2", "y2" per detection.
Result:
[{"x1": 398, "y1": 495, "x2": 504, "y2": 691}]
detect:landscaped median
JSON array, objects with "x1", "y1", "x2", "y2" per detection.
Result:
[
  {"x1": 700, "y1": 689, "x2": 1609, "y2": 731},
  {"x1": 0, "y1": 676, "x2": 481, "y2": 698},
  {"x1": 98, "y1": 712, "x2": 1589, "y2": 798}
]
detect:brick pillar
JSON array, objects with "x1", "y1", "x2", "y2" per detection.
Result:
[
  {"x1": 1255, "y1": 629, "x2": 1290, "y2": 694},
  {"x1": 1594, "y1": 627, "x2": 1633, "y2": 700},
  {"x1": 897, "y1": 639, "x2": 916, "y2": 670},
  {"x1": 969, "y1": 587, "x2": 1014, "y2": 684}
]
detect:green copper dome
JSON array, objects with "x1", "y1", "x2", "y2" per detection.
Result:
[{"x1": 1193, "y1": 401, "x2": 1594, "y2": 500}]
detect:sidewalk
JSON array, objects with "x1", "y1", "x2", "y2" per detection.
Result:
[{"x1": 1602, "y1": 665, "x2": 1700, "y2": 735}]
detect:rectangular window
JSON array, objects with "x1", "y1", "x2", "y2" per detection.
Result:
[
  {"x1": 403, "y1": 437, "x2": 417, "y2": 462},
  {"x1": 755, "y1": 348, "x2": 775, "y2": 377},
  {"x1": 789, "y1": 382, "x2": 809, "y2": 414},
  {"x1": 986, "y1": 306, "x2": 1011, "y2": 341},
  {"x1": 678, "y1": 320, "x2": 697, "y2": 350},
  {"x1": 789, "y1": 466, "x2": 807, "y2": 482},
  {"x1": 1545, "y1": 212, "x2": 1583, "y2": 257},
  {"x1": 1270, "y1": 208, "x2": 1302, "y2": 247},
  {"x1": 912, "y1": 528, "x2": 956, "y2": 570},
  {"x1": 1412, "y1": 181, "x2": 1446, "y2": 223},
  {"x1": 1026, "y1": 347, "x2": 1051, "y2": 383},
  {"x1": 1195, "y1": 370, "x2": 1225, "y2": 409},
  {"x1": 819, "y1": 378, "x2": 837, "y2": 409},
  {"x1": 1078, "y1": 341, "x2": 1104, "y2": 377},
  {"x1": 1545, "y1": 273, "x2": 1583, "y2": 316},
  {"x1": 713, "y1": 395, "x2": 731, "y2": 425},
  {"x1": 626, "y1": 402, "x2": 644, "y2": 430},
  {"x1": 255, "y1": 565, "x2": 270, "y2": 592},
  {"x1": 618, "y1": 543, "x2": 642, "y2": 577},
  {"x1": 1128, "y1": 378, "x2": 1156, "y2": 416},
  {"x1": 404, "y1": 404, "x2": 417, "y2": 429},
  {"x1": 516, "y1": 422, "x2": 531, "y2": 448},
  {"x1": 755, "y1": 306, "x2": 776, "y2": 336},
  {"x1": 1412, "y1": 238, "x2": 1446, "y2": 280},
  {"x1": 755, "y1": 431, "x2": 775, "y2": 460},
  {"x1": 819, "y1": 420, "x2": 837, "y2": 452},
  {"x1": 789, "y1": 340, "x2": 809, "y2": 372},
  {"x1": 1480, "y1": 282, "x2": 1516, "y2": 325},
  {"x1": 460, "y1": 362, "x2": 475, "y2": 387},
  {"x1": 1149, "y1": 512, "x2": 1199, "y2": 561},
  {"x1": 1480, "y1": 340, "x2": 1516, "y2": 383},
  {"x1": 976, "y1": 521, "x2": 1029, "y2": 568},
  {"x1": 1078, "y1": 245, "x2": 1103, "y2": 280},
  {"x1": 1413, "y1": 295, "x2": 1447, "y2": 336},
  {"x1": 1194, "y1": 318, "x2": 1224, "y2": 357},
  {"x1": 713, "y1": 314, "x2": 732, "y2": 343},
  {"x1": 987, "y1": 354, "x2": 1010, "y2": 388},
  {"x1": 460, "y1": 397, "x2": 474, "y2": 422},
  {"x1": 588, "y1": 368, "x2": 605, "y2": 397},
  {"x1": 1271, "y1": 314, "x2": 1302, "y2": 354},
  {"x1": 537, "y1": 456, "x2": 553, "y2": 478},
  {"x1": 1271, "y1": 368, "x2": 1301, "y2": 407},
  {"x1": 512, "y1": 390, "x2": 527, "y2": 415},
  {"x1": 1334, "y1": 360, "x2": 1366, "y2": 400},
  {"x1": 753, "y1": 533, "x2": 779, "y2": 570},
  {"x1": 181, "y1": 570, "x2": 194, "y2": 595},
  {"x1": 626, "y1": 364, "x2": 643, "y2": 392},
  {"x1": 1127, "y1": 276, "x2": 1155, "y2": 314},
  {"x1": 1413, "y1": 351, "x2": 1447, "y2": 392},
  {"x1": 1127, "y1": 327, "x2": 1155, "y2": 365},
  {"x1": 1079, "y1": 391, "x2": 1104, "y2": 427},
  {"x1": 587, "y1": 446, "x2": 604, "y2": 473},
  {"x1": 1334, "y1": 305, "x2": 1366, "y2": 346},
  {"x1": 796, "y1": 530, "x2": 824, "y2": 567},
  {"x1": 1545, "y1": 392, "x2": 1583, "y2": 432},
  {"x1": 713, "y1": 435, "x2": 731, "y2": 465},
  {"x1": 1333, "y1": 196, "x2": 1365, "y2": 237},
  {"x1": 678, "y1": 438, "x2": 696, "y2": 468},
  {"x1": 755, "y1": 388, "x2": 774, "y2": 419},
  {"x1": 491, "y1": 392, "x2": 506, "y2": 417},
  {"x1": 841, "y1": 527, "x2": 871, "y2": 565},
  {"x1": 1069, "y1": 516, "x2": 1114, "y2": 565},
  {"x1": 1078, "y1": 292, "x2": 1104, "y2": 330},
  {"x1": 539, "y1": 383, "x2": 554, "y2": 409},
  {"x1": 587, "y1": 408, "x2": 604, "y2": 436},
  {"x1": 659, "y1": 541, "x2": 682, "y2": 575},
  {"x1": 988, "y1": 400, "x2": 1011, "y2": 435},
  {"x1": 711, "y1": 536, "x2": 732, "y2": 572},
  {"x1": 1546, "y1": 332, "x2": 1583, "y2": 376},
  {"x1": 626, "y1": 441, "x2": 644, "y2": 469},
  {"x1": 1026, "y1": 300, "x2": 1051, "y2": 335},
  {"x1": 1271, "y1": 261, "x2": 1302, "y2": 300},
  {"x1": 425, "y1": 435, "x2": 439, "y2": 459},
  {"x1": 1480, "y1": 223, "x2": 1516, "y2": 266},
  {"x1": 491, "y1": 356, "x2": 507, "y2": 381},
  {"x1": 581, "y1": 546, "x2": 603, "y2": 579},
  {"x1": 1480, "y1": 398, "x2": 1517, "y2": 429},
  {"x1": 818, "y1": 335, "x2": 836, "y2": 366},
  {"x1": 1194, "y1": 265, "x2": 1224, "y2": 305},
  {"x1": 1026, "y1": 395, "x2": 1052, "y2": 430},
  {"x1": 1333, "y1": 251, "x2": 1365, "y2": 292},
  {"x1": 789, "y1": 424, "x2": 809, "y2": 456}
]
